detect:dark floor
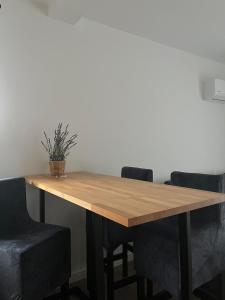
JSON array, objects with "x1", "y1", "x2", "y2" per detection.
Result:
[
  {"x1": 69, "y1": 282, "x2": 137, "y2": 299},
  {"x1": 70, "y1": 263, "x2": 138, "y2": 299},
  {"x1": 68, "y1": 263, "x2": 199, "y2": 300},
  {"x1": 69, "y1": 282, "x2": 199, "y2": 300}
]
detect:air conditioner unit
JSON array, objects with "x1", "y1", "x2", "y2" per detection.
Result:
[{"x1": 204, "y1": 78, "x2": 225, "y2": 101}]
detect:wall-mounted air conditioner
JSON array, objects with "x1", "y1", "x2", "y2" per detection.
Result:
[{"x1": 204, "y1": 78, "x2": 225, "y2": 101}]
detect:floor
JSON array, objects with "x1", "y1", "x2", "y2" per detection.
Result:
[
  {"x1": 69, "y1": 282, "x2": 137, "y2": 299},
  {"x1": 68, "y1": 264, "x2": 200, "y2": 300},
  {"x1": 69, "y1": 282, "x2": 200, "y2": 300},
  {"x1": 70, "y1": 263, "x2": 138, "y2": 299}
]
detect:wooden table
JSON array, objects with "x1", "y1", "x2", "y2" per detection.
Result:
[{"x1": 26, "y1": 172, "x2": 225, "y2": 300}]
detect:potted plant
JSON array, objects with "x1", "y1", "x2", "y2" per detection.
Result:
[{"x1": 41, "y1": 123, "x2": 78, "y2": 177}]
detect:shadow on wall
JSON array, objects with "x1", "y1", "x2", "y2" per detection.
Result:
[{"x1": 29, "y1": 1, "x2": 49, "y2": 15}]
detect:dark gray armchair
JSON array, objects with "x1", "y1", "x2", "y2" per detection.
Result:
[
  {"x1": 134, "y1": 171, "x2": 225, "y2": 299},
  {"x1": 0, "y1": 177, "x2": 71, "y2": 300}
]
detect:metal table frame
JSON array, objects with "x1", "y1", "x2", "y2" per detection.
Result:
[
  {"x1": 39, "y1": 190, "x2": 90, "y2": 300},
  {"x1": 38, "y1": 189, "x2": 217, "y2": 300}
]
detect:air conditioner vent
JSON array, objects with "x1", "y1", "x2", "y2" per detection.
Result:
[{"x1": 204, "y1": 78, "x2": 225, "y2": 101}]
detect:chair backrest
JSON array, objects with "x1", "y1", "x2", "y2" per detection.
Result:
[
  {"x1": 121, "y1": 166, "x2": 153, "y2": 182},
  {"x1": 170, "y1": 171, "x2": 225, "y2": 224},
  {"x1": 0, "y1": 177, "x2": 31, "y2": 235},
  {"x1": 171, "y1": 171, "x2": 225, "y2": 192}
]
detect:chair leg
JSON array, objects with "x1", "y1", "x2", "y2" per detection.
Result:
[
  {"x1": 137, "y1": 276, "x2": 145, "y2": 300},
  {"x1": 179, "y1": 213, "x2": 192, "y2": 300},
  {"x1": 146, "y1": 279, "x2": 153, "y2": 298},
  {"x1": 107, "y1": 249, "x2": 114, "y2": 300},
  {"x1": 219, "y1": 273, "x2": 225, "y2": 300},
  {"x1": 122, "y1": 243, "x2": 128, "y2": 277},
  {"x1": 61, "y1": 281, "x2": 70, "y2": 300}
]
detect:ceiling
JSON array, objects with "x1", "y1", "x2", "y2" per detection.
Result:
[{"x1": 32, "y1": 0, "x2": 225, "y2": 64}]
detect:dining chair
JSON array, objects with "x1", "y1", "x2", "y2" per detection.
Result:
[
  {"x1": 134, "y1": 171, "x2": 225, "y2": 300},
  {"x1": 167, "y1": 171, "x2": 225, "y2": 300},
  {"x1": 103, "y1": 166, "x2": 153, "y2": 300},
  {"x1": 0, "y1": 177, "x2": 71, "y2": 300}
]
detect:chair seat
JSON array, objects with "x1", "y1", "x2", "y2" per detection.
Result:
[
  {"x1": 0, "y1": 221, "x2": 70, "y2": 300},
  {"x1": 134, "y1": 216, "x2": 225, "y2": 299},
  {"x1": 103, "y1": 219, "x2": 134, "y2": 249}
]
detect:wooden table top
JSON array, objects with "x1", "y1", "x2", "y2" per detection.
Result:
[{"x1": 25, "y1": 171, "x2": 225, "y2": 227}]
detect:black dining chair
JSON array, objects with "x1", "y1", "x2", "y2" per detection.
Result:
[
  {"x1": 0, "y1": 177, "x2": 71, "y2": 300},
  {"x1": 103, "y1": 166, "x2": 153, "y2": 300},
  {"x1": 134, "y1": 171, "x2": 225, "y2": 300}
]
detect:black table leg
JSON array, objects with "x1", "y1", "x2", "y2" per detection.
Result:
[
  {"x1": 39, "y1": 189, "x2": 45, "y2": 223},
  {"x1": 87, "y1": 212, "x2": 105, "y2": 300},
  {"x1": 38, "y1": 189, "x2": 90, "y2": 300},
  {"x1": 179, "y1": 212, "x2": 193, "y2": 300},
  {"x1": 86, "y1": 211, "x2": 94, "y2": 295}
]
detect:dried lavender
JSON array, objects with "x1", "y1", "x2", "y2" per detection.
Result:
[{"x1": 41, "y1": 123, "x2": 78, "y2": 161}]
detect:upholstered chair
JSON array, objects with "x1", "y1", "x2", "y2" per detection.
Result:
[
  {"x1": 134, "y1": 171, "x2": 225, "y2": 300},
  {"x1": 0, "y1": 177, "x2": 71, "y2": 300}
]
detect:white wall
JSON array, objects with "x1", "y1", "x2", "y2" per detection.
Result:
[{"x1": 1, "y1": 0, "x2": 225, "y2": 280}]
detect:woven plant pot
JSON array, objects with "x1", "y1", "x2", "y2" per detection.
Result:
[{"x1": 49, "y1": 161, "x2": 65, "y2": 177}]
